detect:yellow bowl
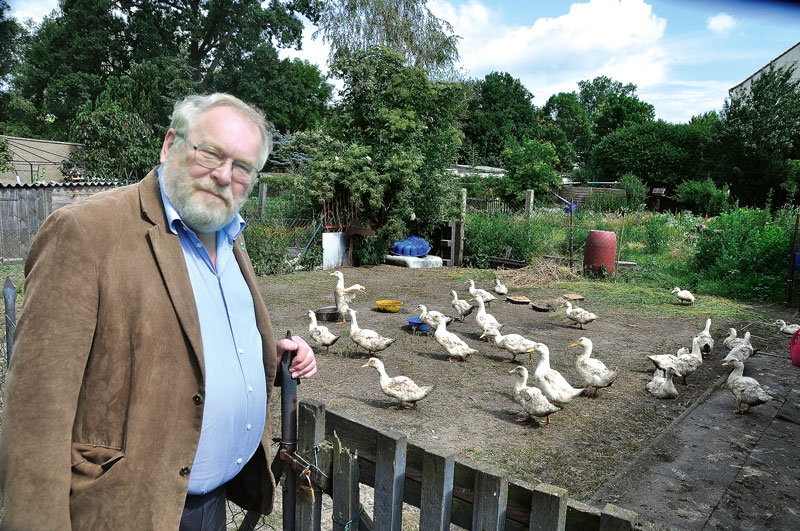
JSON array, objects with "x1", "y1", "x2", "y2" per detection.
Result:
[{"x1": 376, "y1": 300, "x2": 403, "y2": 313}]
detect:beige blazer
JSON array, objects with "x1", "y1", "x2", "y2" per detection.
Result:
[{"x1": 0, "y1": 171, "x2": 277, "y2": 530}]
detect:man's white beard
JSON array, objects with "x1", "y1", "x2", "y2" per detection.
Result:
[{"x1": 162, "y1": 153, "x2": 247, "y2": 233}]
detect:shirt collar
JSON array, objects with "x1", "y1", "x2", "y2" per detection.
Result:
[{"x1": 157, "y1": 166, "x2": 246, "y2": 241}]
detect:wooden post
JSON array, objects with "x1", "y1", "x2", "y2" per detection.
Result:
[
  {"x1": 453, "y1": 188, "x2": 466, "y2": 266},
  {"x1": 599, "y1": 503, "x2": 638, "y2": 531},
  {"x1": 296, "y1": 401, "x2": 326, "y2": 530},
  {"x1": 332, "y1": 432, "x2": 362, "y2": 531},
  {"x1": 419, "y1": 448, "x2": 454, "y2": 530},
  {"x1": 530, "y1": 483, "x2": 567, "y2": 531},
  {"x1": 258, "y1": 181, "x2": 267, "y2": 218},
  {"x1": 4, "y1": 276, "x2": 16, "y2": 363},
  {"x1": 472, "y1": 464, "x2": 508, "y2": 530},
  {"x1": 788, "y1": 212, "x2": 799, "y2": 306},
  {"x1": 614, "y1": 213, "x2": 625, "y2": 284},
  {"x1": 525, "y1": 190, "x2": 535, "y2": 218},
  {"x1": 374, "y1": 429, "x2": 407, "y2": 530}
]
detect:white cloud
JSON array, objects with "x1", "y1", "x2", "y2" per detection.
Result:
[
  {"x1": 706, "y1": 13, "x2": 738, "y2": 36},
  {"x1": 433, "y1": 0, "x2": 669, "y2": 106},
  {"x1": 9, "y1": 0, "x2": 58, "y2": 23},
  {"x1": 638, "y1": 79, "x2": 732, "y2": 123}
]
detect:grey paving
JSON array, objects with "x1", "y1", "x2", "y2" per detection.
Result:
[{"x1": 591, "y1": 353, "x2": 800, "y2": 530}]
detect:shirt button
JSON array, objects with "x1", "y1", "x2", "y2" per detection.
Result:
[
  {"x1": 238, "y1": 348, "x2": 243, "y2": 356},
  {"x1": 236, "y1": 458, "x2": 243, "y2": 464},
  {"x1": 195, "y1": 242, "x2": 202, "y2": 248},
  {"x1": 180, "y1": 466, "x2": 190, "y2": 477},
  {"x1": 248, "y1": 386, "x2": 253, "y2": 392},
  {"x1": 246, "y1": 423, "x2": 252, "y2": 430},
  {"x1": 193, "y1": 394, "x2": 203, "y2": 405}
]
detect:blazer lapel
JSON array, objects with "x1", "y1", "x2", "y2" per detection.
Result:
[{"x1": 139, "y1": 171, "x2": 206, "y2": 381}]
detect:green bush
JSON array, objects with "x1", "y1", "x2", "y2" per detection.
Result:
[
  {"x1": 673, "y1": 179, "x2": 730, "y2": 216},
  {"x1": 644, "y1": 214, "x2": 671, "y2": 254},
  {"x1": 617, "y1": 173, "x2": 648, "y2": 211},
  {"x1": 691, "y1": 208, "x2": 788, "y2": 301},
  {"x1": 585, "y1": 191, "x2": 626, "y2": 212},
  {"x1": 243, "y1": 223, "x2": 298, "y2": 275}
]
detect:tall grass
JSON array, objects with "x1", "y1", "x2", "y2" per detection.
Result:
[{"x1": 464, "y1": 206, "x2": 800, "y2": 303}]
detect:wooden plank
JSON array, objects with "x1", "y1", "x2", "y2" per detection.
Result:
[
  {"x1": 297, "y1": 400, "x2": 326, "y2": 531},
  {"x1": 472, "y1": 463, "x2": 508, "y2": 530},
  {"x1": 530, "y1": 483, "x2": 567, "y2": 531},
  {"x1": 373, "y1": 429, "x2": 406, "y2": 530},
  {"x1": 419, "y1": 447, "x2": 454, "y2": 531},
  {"x1": 565, "y1": 499, "x2": 601, "y2": 531},
  {"x1": 599, "y1": 504, "x2": 637, "y2": 531},
  {"x1": 332, "y1": 431, "x2": 364, "y2": 531}
]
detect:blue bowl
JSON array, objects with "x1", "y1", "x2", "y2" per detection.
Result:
[{"x1": 406, "y1": 316, "x2": 430, "y2": 331}]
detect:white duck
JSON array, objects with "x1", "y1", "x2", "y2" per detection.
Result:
[
  {"x1": 330, "y1": 270, "x2": 366, "y2": 323},
  {"x1": 564, "y1": 301, "x2": 597, "y2": 329},
  {"x1": 509, "y1": 366, "x2": 561, "y2": 424},
  {"x1": 493, "y1": 278, "x2": 508, "y2": 296},
  {"x1": 774, "y1": 319, "x2": 800, "y2": 335},
  {"x1": 723, "y1": 332, "x2": 754, "y2": 363},
  {"x1": 672, "y1": 336, "x2": 703, "y2": 385},
  {"x1": 307, "y1": 310, "x2": 340, "y2": 355},
  {"x1": 723, "y1": 328, "x2": 745, "y2": 350},
  {"x1": 646, "y1": 366, "x2": 681, "y2": 399},
  {"x1": 648, "y1": 346, "x2": 688, "y2": 377},
  {"x1": 473, "y1": 296, "x2": 503, "y2": 336},
  {"x1": 480, "y1": 328, "x2": 536, "y2": 363},
  {"x1": 722, "y1": 357, "x2": 772, "y2": 414},
  {"x1": 466, "y1": 279, "x2": 497, "y2": 306},
  {"x1": 450, "y1": 290, "x2": 474, "y2": 322},
  {"x1": 671, "y1": 287, "x2": 695, "y2": 306},
  {"x1": 418, "y1": 304, "x2": 452, "y2": 328},
  {"x1": 697, "y1": 318, "x2": 714, "y2": 356},
  {"x1": 530, "y1": 342, "x2": 585, "y2": 405},
  {"x1": 361, "y1": 357, "x2": 433, "y2": 409},
  {"x1": 432, "y1": 319, "x2": 478, "y2": 362},
  {"x1": 570, "y1": 337, "x2": 617, "y2": 397},
  {"x1": 348, "y1": 309, "x2": 395, "y2": 355}
]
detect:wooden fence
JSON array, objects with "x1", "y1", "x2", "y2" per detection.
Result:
[
  {"x1": 272, "y1": 399, "x2": 639, "y2": 530},
  {"x1": 0, "y1": 183, "x2": 116, "y2": 261}
]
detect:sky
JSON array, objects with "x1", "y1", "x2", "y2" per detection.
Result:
[{"x1": 9, "y1": 0, "x2": 800, "y2": 124}]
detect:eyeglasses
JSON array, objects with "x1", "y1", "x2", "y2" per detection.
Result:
[{"x1": 177, "y1": 133, "x2": 258, "y2": 183}]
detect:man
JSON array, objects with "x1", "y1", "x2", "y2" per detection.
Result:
[{"x1": 0, "y1": 93, "x2": 316, "y2": 530}]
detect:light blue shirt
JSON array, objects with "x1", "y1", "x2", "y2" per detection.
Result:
[{"x1": 158, "y1": 168, "x2": 267, "y2": 494}]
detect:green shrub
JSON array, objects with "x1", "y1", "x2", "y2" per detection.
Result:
[
  {"x1": 617, "y1": 173, "x2": 648, "y2": 211},
  {"x1": 644, "y1": 214, "x2": 671, "y2": 253},
  {"x1": 673, "y1": 179, "x2": 730, "y2": 216},
  {"x1": 243, "y1": 223, "x2": 298, "y2": 275},
  {"x1": 585, "y1": 191, "x2": 626, "y2": 212},
  {"x1": 691, "y1": 208, "x2": 788, "y2": 300}
]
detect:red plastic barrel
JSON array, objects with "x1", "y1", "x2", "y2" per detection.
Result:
[{"x1": 583, "y1": 230, "x2": 617, "y2": 275}]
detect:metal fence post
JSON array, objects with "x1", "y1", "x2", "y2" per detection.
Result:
[{"x1": 4, "y1": 276, "x2": 16, "y2": 363}]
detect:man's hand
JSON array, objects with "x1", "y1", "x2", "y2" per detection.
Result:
[{"x1": 276, "y1": 335, "x2": 317, "y2": 379}]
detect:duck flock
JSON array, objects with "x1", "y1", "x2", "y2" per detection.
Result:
[{"x1": 306, "y1": 272, "x2": 781, "y2": 421}]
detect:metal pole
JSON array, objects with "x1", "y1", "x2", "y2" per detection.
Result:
[
  {"x1": 280, "y1": 330, "x2": 299, "y2": 530},
  {"x1": 569, "y1": 206, "x2": 574, "y2": 272},
  {"x1": 788, "y1": 213, "x2": 800, "y2": 306},
  {"x1": 4, "y1": 276, "x2": 16, "y2": 363}
]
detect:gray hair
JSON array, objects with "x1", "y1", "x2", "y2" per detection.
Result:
[{"x1": 169, "y1": 93, "x2": 273, "y2": 170}]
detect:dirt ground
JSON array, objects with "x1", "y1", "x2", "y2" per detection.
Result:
[{"x1": 260, "y1": 265, "x2": 793, "y2": 505}]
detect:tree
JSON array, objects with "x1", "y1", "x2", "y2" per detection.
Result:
[
  {"x1": 316, "y1": 0, "x2": 459, "y2": 77},
  {"x1": 461, "y1": 72, "x2": 539, "y2": 167},
  {"x1": 541, "y1": 91, "x2": 592, "y2": 166},
  {"x1": 593, "y1": 92, "x2": 655, "y2": 139},
  {"x1": 499, "y1": 138, "x2": 560, "y2": 203},
  {"x1": 208, "y1": 43, "x2": 332, "y2": 132},
  {"x1": 711, "y1": 65, "x2": 800, "y2": 206},
  {"x1": 293, "y1": 47, "x2": 468, "y2": 243},
  {"x1": 589, "y1": 120, "x2": 707, "y2": 187},
  {"x1": 0, "y1": 0, "x2": 24, "y2": 86},
  {"x1": 577, "y1": 75, "x2": 636, "y2": 118}
]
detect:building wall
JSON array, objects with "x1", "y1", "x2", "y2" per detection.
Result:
[
  {"x1": 0, "y1": 135, "x2": 85, "y2": 185},
  {"x1": 730, "y1": 41, "x2": 800, "y2": 96}
]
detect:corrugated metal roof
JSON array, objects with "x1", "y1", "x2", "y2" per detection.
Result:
[{"x1": 0, "y1": 181, "x2": 121, "y2": 189}]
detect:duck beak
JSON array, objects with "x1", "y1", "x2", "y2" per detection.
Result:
[{"x1": 569, "y1": 341, "x2": 578, "y2": 347}]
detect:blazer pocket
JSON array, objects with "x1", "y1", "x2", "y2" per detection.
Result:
[{"x1": 71, "y1": 443, "x2": 125, "y2": 481}]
